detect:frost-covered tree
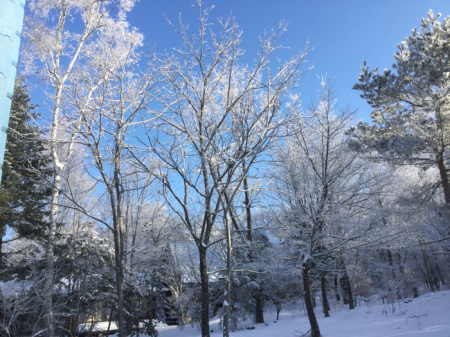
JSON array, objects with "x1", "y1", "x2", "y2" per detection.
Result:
[
  {"x1": 54, "y1": 226, "x2": 115, "y2": 337},
  {"x1": 23, "y1": 1, "x2": 139, "y2": 335},
  {"x1": 377, "y1": 165, "x2": 450, "y2": 295},
  {"x1": 132, "y1": 3, "x2": 308, "y2": 336},
  {"x1": 350, "y1": 10, "x2": 450, "y2": 206},
  {"x1": 66, "y1": 23, "x2": 157, "y2": 337},
  {"x1": 271, "y1": 82, "x2": 388, "y2": 337},
  {"x1": 121, "y1": 180, "x2": 180, "y2": 337},
  {"x1": 0, "y1": 265, "x2": 49, "y2": 337}
]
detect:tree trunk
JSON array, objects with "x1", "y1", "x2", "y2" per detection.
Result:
[
  {"x1": 339, "y1": 276, "x2": 348, "y2": 304},
  {"x1": 421, "y1": 250, "x2": 436, "y2": 292},
  {"x1": 321, "y1": 275, "x2": 330, "y2": 317},
  {"x1": 44, "y1": 171, "x2": 61, "y2": 337},
  {"x1": 242, "y1": 163, "x2": 264, "y2": 324},
  {"x1": 334, "y1": 275, "x2": 340, "y2": 302},
  {"x1": 223, "y1": 212, "x2": 232, "y2": 337},
  {"x1": 152, "y1": 294, "x2": 157, "y2": 321},
  {"x1": 255, "y1": 292, "x2": 264, "y2": 323},
  {"x1": 0, "y1": 221, "x2": 5, "y2": 265},
  {"x1": 111, "y1": 197, "x2": 125, "y2": 337},
  {"x1": 243, "y1": 162, "x2": 252, "y2": 242},
  {"x1": 311, "y1": 285, "x2": 317, "y2": 308},
  {"x1": 338, "y1": 256, "x2": 354, "y2": 309},
  {"x1": 111, "y1": 147, "x2": 126, "y2": 337},
  {"x1": 387, "y1": 249, "x2": 396, "y2": 280},
  {"x1": 435, "y1": 263, "x2": 445, "y2": 287},
  {"x1": 303, "y1": 264, "x2": 321, "y2": 337},
  {"x1": 276, "y1": 303, "x2": 281, "y2": 320},
  {"x1": 106, "y1": 306, "x2": 114, "y2": 336},
  {"x1": 341, "y1": 273, "x2": 354, "y2": 309},
  {"x1": 437, "y1": 153, "x2": 450, "y2": 205},
  {"x1": 414, "y1": 252, "x2": 433, "y2": 292},
  {"x1": 199, "y1": 247, "x2": 210, "y2": 337},
  {"x1": 113, "y1": 228, "x2": 125, "y2": 337},
  {"x1": 386, "y1": 249, "x2": 401, "y2": 299}
]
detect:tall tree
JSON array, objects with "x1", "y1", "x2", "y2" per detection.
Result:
[
  {"x1": 68, "y1": 24, "x2": 158, "y2": 336},
  {"x1": 0, "y1": 83, "x2": 51, "y2": 264},
  {"x1": 23, "y1": 1, "x2": 139, "y2": 335},
  {"x1": 271, "y1": 82, "x2": 385, "y2": 337},
  {"x1": 133, "y1": 3, "x2": 308, "y2": 336},
  {"x1": 350, "y1": 10, "x2": 450, "y2": 206}
]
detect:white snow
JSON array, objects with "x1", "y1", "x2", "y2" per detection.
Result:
[
  {"x1": 79, "y1": 320, "x2": 167, "y2": 333},
  {"x1": 150, "y1": 290, "x2": 450, "y2": 337},
  {"x1": 79, "y1": 321, "x2": 118, "y2": 332}
]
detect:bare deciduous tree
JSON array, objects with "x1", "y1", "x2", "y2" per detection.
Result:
[
  {"x1": 67, "y1": 27, "x2": 158, "y2": 336},
  {"x1": 271, "y1": 81, "x2": 389, "y2": 337},
  {"x1": 132, "y1": 3, "x2": 309, "y2": 336}
]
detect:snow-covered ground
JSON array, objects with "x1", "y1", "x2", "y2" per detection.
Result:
[{"x1": 155, "y1": 290, "x2": 450, "y2": 337}]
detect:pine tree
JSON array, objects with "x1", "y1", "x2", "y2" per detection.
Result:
[
  {"x1": 350, "y1": 10, "x2": 450, "y2": 205},
  {"x1": 0, "y1": 83, "x2": 52, "y2": 264}
]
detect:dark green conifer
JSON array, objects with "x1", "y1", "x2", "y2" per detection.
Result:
[{"x1": 0, "y1": 83, "x2": 52, "y2": 263}]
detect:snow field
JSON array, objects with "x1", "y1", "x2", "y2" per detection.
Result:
[{"x1": 153, "y1": 290, "x2": 450, "y2": 337}]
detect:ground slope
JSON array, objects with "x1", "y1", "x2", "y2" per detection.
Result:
[{"x1": 156, "y1": 290, "x2": 450, "y2": 337}]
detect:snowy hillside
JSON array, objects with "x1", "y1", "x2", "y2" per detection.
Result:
[{"x1": 155, "y1": 291, "x2": 450, "y2": 337}]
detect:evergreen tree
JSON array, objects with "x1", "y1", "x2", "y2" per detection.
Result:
[
  {"x1": 350, "y1": 10, "x2": 450, "y2": 205},
  {"x1": 0, "y1": 83, "x2": 52, "y2": 263},
  {"x1": 123, "y1": 274, "x2": 159, "y2": 337}
]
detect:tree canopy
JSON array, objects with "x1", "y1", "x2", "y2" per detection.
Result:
[{"x1": 349, "y1": 10, "x2": 450, "y2": 204}]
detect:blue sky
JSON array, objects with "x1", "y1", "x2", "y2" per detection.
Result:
[{"x1": 125, "y1": 0, "x2": 450, "y2": 121}]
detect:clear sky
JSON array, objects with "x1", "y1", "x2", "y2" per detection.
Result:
[{"x1": 124, "y1": 0, "x2": 450, "y2": 121}]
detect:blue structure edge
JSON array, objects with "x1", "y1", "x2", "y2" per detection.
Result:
[{"x1": 0, "y1": 0, "x2": 26, "y2": 184}]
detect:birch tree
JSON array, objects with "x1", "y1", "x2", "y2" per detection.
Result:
[
  {"x1": 132, "y1": 3, "x2": 309, "y2": 336},
  {"x1": 23, "y1": 1, "x2": 138, "y2": 336}
]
